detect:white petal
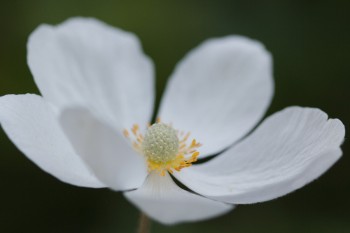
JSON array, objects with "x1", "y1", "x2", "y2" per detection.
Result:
[
  {"x1": 60, "y1": 107, "x2": 147, "y2": 191},
  {"x1": 158, "y1": 36, "x2": 273, "y2": 157},
  {"x1": 124, "y1": 172, "x2": 233, "y2": 225},
  {"x1": 174, "y1": 107, "x2": 345, "y2": 204},
  {"x1": 0, "y1": 94, "x2": 104, "y2": 187},
  {"x1": 28, "y1": 17, "x2": 154, "y2": 130}
]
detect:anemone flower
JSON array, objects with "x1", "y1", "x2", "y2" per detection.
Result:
[{"x1": 0, "y1": 17, "x2": 345, "y2": 225}]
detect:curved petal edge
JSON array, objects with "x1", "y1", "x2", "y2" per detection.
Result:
[
  {"x1": 159, "y1": 35, "x2": 274, "y2": 157},
  {"x1": 28, "y1": 17, "x2": 155, "y2": 130},
  {"x1": 0, "y1": 94, "x2": 104, "y2": 188},
  {"x1": 60, "y1": 107, "x2": 148, "y2": 191},
  {"x1": 124, "y1": 172, "x2": 233, "y2": 225},
  {"x1": 174, "y1": 106, "x2": 345, "y2": 204}
]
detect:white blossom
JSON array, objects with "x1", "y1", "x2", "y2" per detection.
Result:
[{"x1": 0, "y1": 17, "x2": 345, "y2": 225}]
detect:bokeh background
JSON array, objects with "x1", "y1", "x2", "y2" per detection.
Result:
[{"x1": 0, "y1": 0, "x2": 349, "y2": 232}]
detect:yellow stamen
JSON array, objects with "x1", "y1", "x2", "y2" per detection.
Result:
[
  {"x1": 123, "y1": 129, "x2": 129, "y2": 138},
  {"x1": 131, "y1": 124, "x2": 139, "y2": 135},
  {"x1": 123, "y1": 120, "x2": 201, "y2": 176}
]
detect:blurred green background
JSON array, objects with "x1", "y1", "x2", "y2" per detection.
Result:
[{"x1": 0, "y1": 0, "x2": 349, "y2": 232}]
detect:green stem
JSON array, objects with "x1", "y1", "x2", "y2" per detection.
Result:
[{"x1": 137, "y1": 212, "x2": 152, "y2": 233}]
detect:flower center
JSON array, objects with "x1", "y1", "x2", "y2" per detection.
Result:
[
  {"x1": 142, "y1": 123, "x2": 179, "y2": 164},
  {"x1": 123, "y1": 120, "x2": 202, "y2": 176}
]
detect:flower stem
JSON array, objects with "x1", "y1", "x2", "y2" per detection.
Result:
[{"x1": 137, "y1": 212, "x2": 152, "y2": 233}]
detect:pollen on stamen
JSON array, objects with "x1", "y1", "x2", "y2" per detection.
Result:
[
  {"x1": 123, "y1": 129, "x2": 129, "y2": 138},
  {"x1": 123, "y1": 121, "x2": 201, "y2": 176}
]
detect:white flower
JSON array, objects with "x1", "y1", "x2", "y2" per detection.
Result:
[{"x1": 0, "y1": 17, "x2": 345, "y2": 225}]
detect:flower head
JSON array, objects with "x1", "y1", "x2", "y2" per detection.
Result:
[{"x1": 0, "y1": 17, "x2": 345, "y2": 225}]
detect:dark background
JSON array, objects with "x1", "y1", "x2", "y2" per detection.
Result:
[{"x1": 0, "y1": 0, "x2": 349, "y2": 232}]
